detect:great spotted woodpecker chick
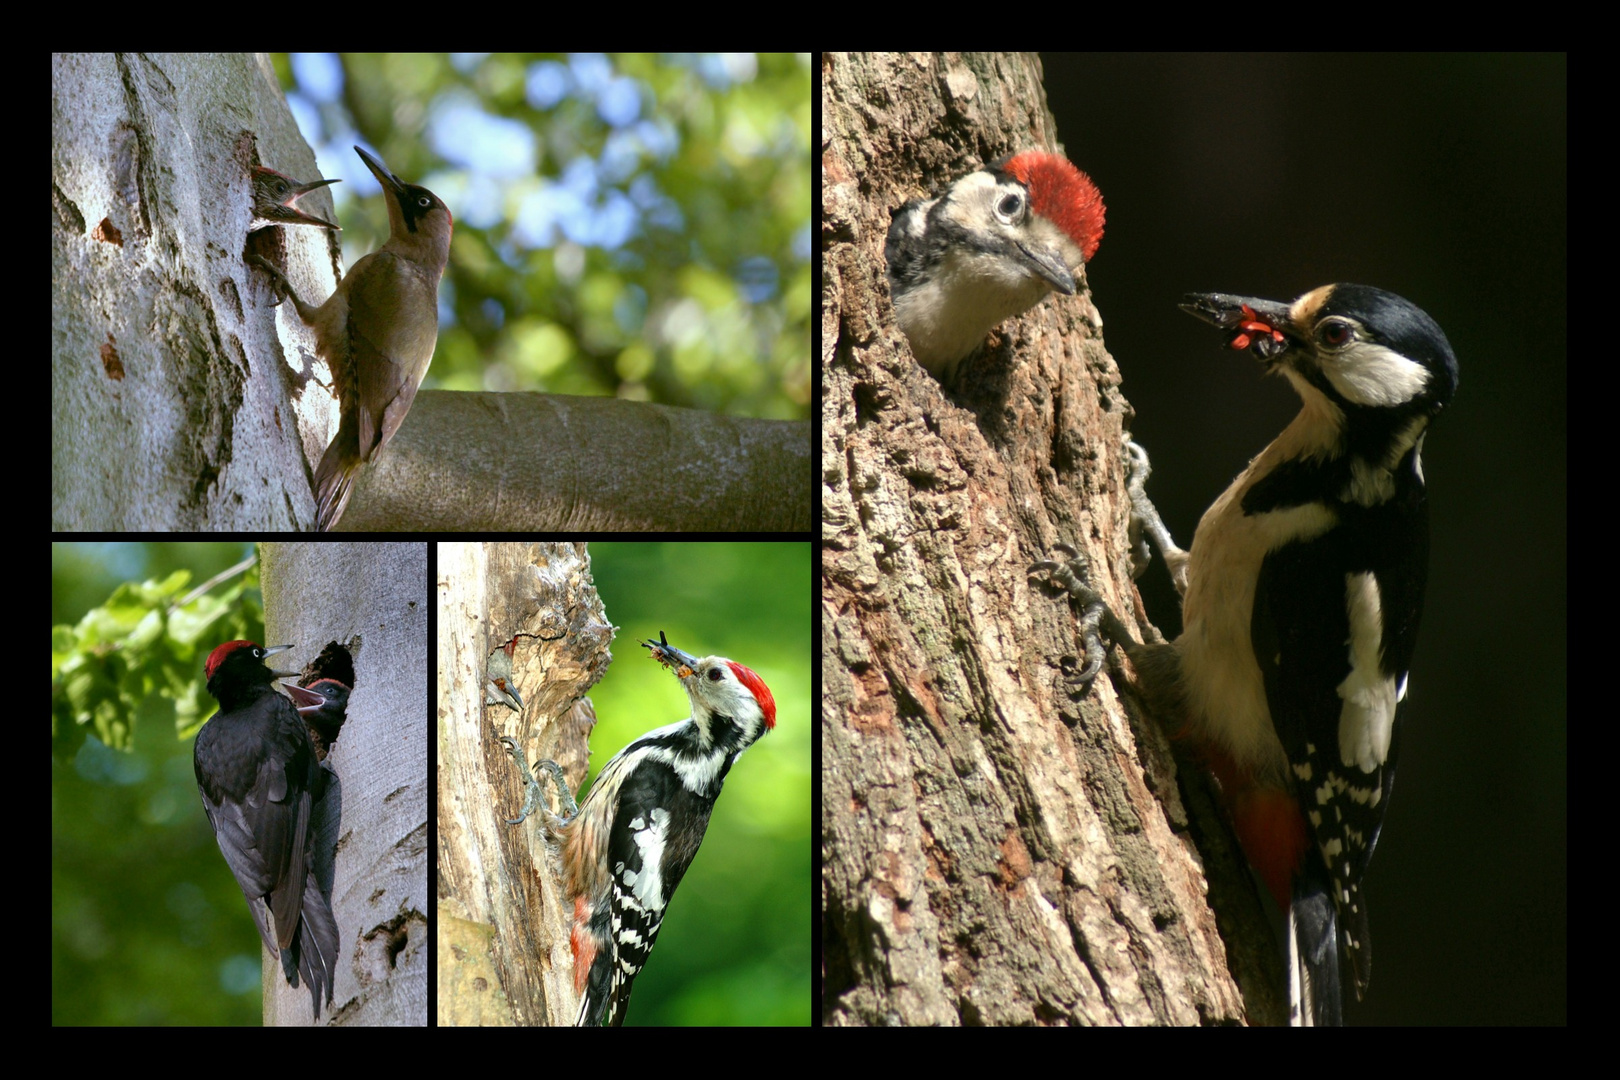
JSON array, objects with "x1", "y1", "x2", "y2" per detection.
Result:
[
  {"x1": 1033, "y1": 284, "x2": 1457, "y2": 1024},
  {"x1": 500, "y1": 632, "x2": 776, "y2": 1026},
  {"x1": 885, "y1": 152, "x2": 1104, "y2": 381}
]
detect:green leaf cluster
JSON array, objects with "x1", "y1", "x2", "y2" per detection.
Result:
[{"x1": 52, "y1": 560, "x2": 262, "y2": 754}]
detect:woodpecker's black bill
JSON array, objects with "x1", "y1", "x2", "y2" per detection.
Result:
[
  {"x1": 642, "y1": 631, "x2": 699, "y2": 677},
  {"x1": 354, "y1": 145, "x2": 407, "y2": 199},
  {"x1": 1180, "y1": 292, "x2": 1298, "y2": 360}
]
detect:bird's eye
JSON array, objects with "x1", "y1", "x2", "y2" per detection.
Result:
[
  {"x1": 707, "y1": 668, "x2": 725, "y2": 682},
  {"x1": 995, "y1": 192, "x2": 1025, "y2": 222},
  {"x1": 419, "y1": 196, "x2": 434, "y2": 209},
  {"x1": 1317, "y1": 319, "x2": 1357, "y2": 348}
]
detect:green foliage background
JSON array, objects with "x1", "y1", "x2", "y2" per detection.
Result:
[
  {"x1": 53, "y1": 543, "x2": 272, "y2": 1024},
  {"x1": 268, "y1": 53, "x2": 811, "y2": 419},
  {"x1": 51, "y1": 542, "x2": 808, "y2": 1026},
  {"x1": 578, "y1": 542, "x2": 810, "y2": 1025}
]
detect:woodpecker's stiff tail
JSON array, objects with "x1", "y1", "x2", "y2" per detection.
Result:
[
  {"x1": 313, "y1": 413, "x2": 361, "y2": 532},
  {"x1": 1289, "y1": 875, "x2": 1343, "y2": 1025}
]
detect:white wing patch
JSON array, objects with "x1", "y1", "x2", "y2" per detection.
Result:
[
  {"x1": 1336, "y1": 571, "x2": 1397, "y2": 772},
  {"x1": 622, "y1": 807, "x2": 672, "y2": 914}
]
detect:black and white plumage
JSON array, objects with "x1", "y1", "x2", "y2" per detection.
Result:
[
  {"x1": 1035, "y1": 284, "x2": 1456, "y2": 1024},
  {"x1": 502, "y1": 633, "x2": 776, "y2": 1026},
  {"x1": 1176, "y1": 284, "x2": 1456, "y2": 1023},
  {"x1": 885, "y1": 152, "x2": 1104, "y2": 380}
]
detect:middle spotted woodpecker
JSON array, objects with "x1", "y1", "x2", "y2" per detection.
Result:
[
  {"x1": 885, "y1": 151, "x2": 1105, "y2": 382},
  {"x1": 1033, "y1": 285, "x2": 1457, "y2": 1024},
  {"x1": 500, "y1": 632, "x2": 777, "y2": 1026}
]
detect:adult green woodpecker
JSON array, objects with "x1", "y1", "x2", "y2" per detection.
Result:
[{"x1": 252, "y1": 145, "x2": 452, "y2": 531}]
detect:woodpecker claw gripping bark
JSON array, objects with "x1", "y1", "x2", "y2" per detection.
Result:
[{"x1": 501, "y1": 631, "x2": 777, "y2": 1025}]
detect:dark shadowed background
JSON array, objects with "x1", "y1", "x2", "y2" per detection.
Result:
[{"x1": 1039, "y1": 53, "x2": 1565, "y2": 1025}]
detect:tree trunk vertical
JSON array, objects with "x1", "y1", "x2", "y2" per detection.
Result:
[
  {"x1": 435, "y1": 541, "x2": 611, "y2": 1026},
  {"x1": 260, "y1": 540, "x2": 429, "y2": 1025},
  {"x1": 821, "y1": 52, "x2": 1262, "y2": 1025}
]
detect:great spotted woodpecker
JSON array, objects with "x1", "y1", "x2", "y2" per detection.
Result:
[
  {"x1": 500, "y1": 632, "x2": 777, "y2": 1026},
  {"x1": 1033, "y1": 284, "x2": 1457, "y2": 1024},
  {"x1": 885, "y1": 151, "x2": 1105, "y2": 381}
]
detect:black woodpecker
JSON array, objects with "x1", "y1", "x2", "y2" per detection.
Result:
[{"x1": 194, "y1": 640, "x2": 339, "y2": 1019}]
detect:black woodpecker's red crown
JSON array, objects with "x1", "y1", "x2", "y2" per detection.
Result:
[
  {"x1": 998, "y1": 152, "x2": 1105, "y2": 263},
  {"x1": 205, "y1": 640, "x2": 295, "y2": 679},
  {"x1": 204, "y1": 641, "x2": 299, "y2": 707}
]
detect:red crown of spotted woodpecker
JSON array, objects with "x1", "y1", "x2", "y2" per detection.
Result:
[{"x1": 997, "y1": 151, "x2": 1106, "y2": 263}]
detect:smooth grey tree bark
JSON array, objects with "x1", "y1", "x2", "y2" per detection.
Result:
[
  {"x1": 52, "y1": 53, "x2": 340, "y2": 529},
  {"x1": 260, "y1": 541, "x2": 429, "y2": 1025}
]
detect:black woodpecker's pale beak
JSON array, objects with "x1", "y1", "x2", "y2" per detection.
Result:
[{"x1": 259, "y1": 643, "x2": 302, "y2": 680}]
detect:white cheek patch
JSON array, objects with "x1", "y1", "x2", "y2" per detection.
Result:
[
  {"x1": 1323, "y1": 341, "x2": 1431, "y2": 407},
  {"x1": 1336, "y1": 571, "x2": 1397, "y2": 773}
]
